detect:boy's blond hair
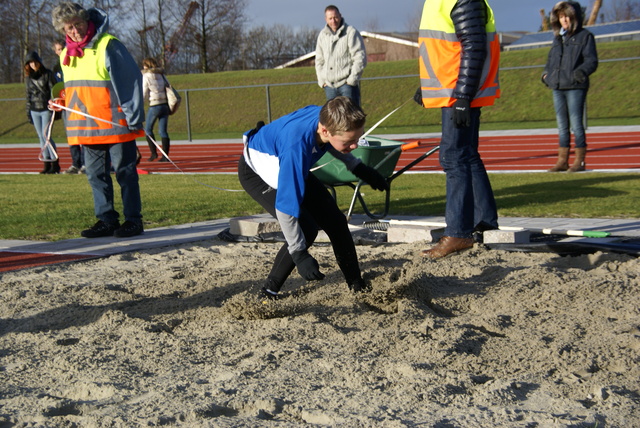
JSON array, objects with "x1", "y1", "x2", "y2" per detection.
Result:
[{"x1": 319, "y1": 96, "x2": 366, "y2": 135}]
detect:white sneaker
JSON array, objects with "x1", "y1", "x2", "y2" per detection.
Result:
[
  {"x1": 63, "y1": 166, "x2": 79, "y2": 174},
  {"x1": 79, "y1": 166, "x2": 87, "y2": 174}
]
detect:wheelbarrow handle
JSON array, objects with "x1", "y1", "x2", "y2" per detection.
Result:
[
  {"x1": 400, "y1": 141, "x2": 421, "y2": 151},
  {"x1": 369, "y1": 141, "x2": 422, "y2": 177},
  {"x1": 388, "y1": 145, "x2": 440, "y2": 182}
]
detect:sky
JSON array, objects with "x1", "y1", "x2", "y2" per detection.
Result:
[{"x1": 245, "y1": 0, "x2": 555, "y2": 34}]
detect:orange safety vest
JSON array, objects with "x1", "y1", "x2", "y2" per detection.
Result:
[
  {"x1": 61, "y1": 33, "x2": 144, "y2": 145},
  {"x1": 418, "y1": 0, "x2": 500, "y2": 108}
]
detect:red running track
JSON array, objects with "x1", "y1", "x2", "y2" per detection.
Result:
[{"x1": 1, "y1": 130, "x2": 638, "y2": 174}]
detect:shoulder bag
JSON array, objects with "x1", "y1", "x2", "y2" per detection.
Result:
[{"x1": 163, "y1": 75, "x2": 181, "y2": 115}]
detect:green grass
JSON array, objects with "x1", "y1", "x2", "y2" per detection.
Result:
[
  {"x1": 1, "y1": 40, "x2": 639, "y2": 143},
  {"x1": 1, "y1": 172, "x2": 638, "y2": 241}
]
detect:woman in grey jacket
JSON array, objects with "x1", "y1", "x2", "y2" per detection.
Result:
[
  {"x1": 142, "y1": 57, "x2": 171, "y2": 162},
  {"x1": 542, "y1": 1, "x2": 598, "y2": 172}
]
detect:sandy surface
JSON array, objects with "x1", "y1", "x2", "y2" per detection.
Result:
[{"x1": 1, "y1": 236, "x2": 639, "y2": 427}]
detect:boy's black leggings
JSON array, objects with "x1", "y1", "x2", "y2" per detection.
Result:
[{"x1": 238, "y1": 155, "x2": 362, "y2": 292}]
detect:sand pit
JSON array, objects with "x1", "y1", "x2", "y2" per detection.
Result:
[{"x1": 1, "y1": 238, "x2": 638, "y2": 426}]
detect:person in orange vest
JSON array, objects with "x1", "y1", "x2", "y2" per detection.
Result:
[
  {"x1": 415, "y1": 0, "x2": 500, "y2": 258},
  {"x1": 51, "y1": 2, "x2": 145, "y2": 238},
  {"x1": 52, "y1": 39, "x2": 85, "y2": 175}
]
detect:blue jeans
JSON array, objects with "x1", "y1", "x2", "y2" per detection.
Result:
[
  {"x1": 70, "y1": 145, "x2": 84, "y2": 168},
  {"x1": 552, "y1": 89, "x2": 587, "y2": 148},
  {"x1": 324, "y1": 84, "x2": 361, "y2": 107},
  {"x1": 84, "y1": 140, "x2": 142, "y2": 225},
  {"x1": 439, "y1": 107, "x2": 498, "y2": 238},
  {"x1": 30, "y1": 110, "x2": 57, "y2": 160},
  {"x1": 145, "y1": 104, "x2": 170, "y2": 138}
]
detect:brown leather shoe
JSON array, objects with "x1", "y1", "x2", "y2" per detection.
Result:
[{"x1": 421, "y1": 236, "x2": 474, "y2": 259}]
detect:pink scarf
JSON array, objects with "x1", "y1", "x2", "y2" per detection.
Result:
[{"x1": 63, "y1": 20, "x2": 97, "y2": 66}]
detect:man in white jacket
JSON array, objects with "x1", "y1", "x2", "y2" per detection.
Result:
[{"x1": 315, "y1": 5, "x2": 367, "y2": 107}]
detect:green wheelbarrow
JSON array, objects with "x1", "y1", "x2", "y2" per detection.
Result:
[{"x1": 312, "y1": 136, "x2": 440, "y2": 219}]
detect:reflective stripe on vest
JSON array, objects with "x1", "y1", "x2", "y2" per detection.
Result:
[
  {"x1": 61, "y1": 34, "x2": 143, "y2": 145},
  {"x1": 418, "y1": 0, "x2": 500, "y2": 108}
]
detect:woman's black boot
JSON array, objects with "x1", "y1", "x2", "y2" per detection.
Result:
[
  {"x1": 159, "y1": 137, "x2": 170, "y2": 162},
  {"x1": 40, "y1": 162, "x2": 51, "y2": 174}
]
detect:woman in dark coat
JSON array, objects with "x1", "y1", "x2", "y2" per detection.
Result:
[
  {"x1": 542, "y1": 1, "x2": 598, "y2": 172},
  {"x1": 25, "y1": 51, "x2": 60, "y2": 174}
]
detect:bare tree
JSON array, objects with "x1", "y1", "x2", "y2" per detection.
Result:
[
  {"x1": 121, "y1": 0, "x2": 199, "y2": 72},
  {"x1": 22, "y1": 0, "x2": 33, "y2": 63},
  {"x1": 156, "y1": 0, "x2": 170, "y2": 66},
  {"x1": 605, "y1": 0, "x2": 640, "y2": 21},
  {"x1": 292, "y1": 27, "x2": 320, "y2": 57},
  {"x1": 0, "y1": 0, "x2": 26, "y2": 83},
  {"x1": 540, "y1": 9, "x2": 550, "y2": 31},
  {"x1": 158, "y1": 1, "x2": 197, "y2": 66},
  {"x1": 0, "y1": 0, "x2": 139, "y2": 83},
  {"x1": 236, "y1": 25, "x2": 267, "y2": 70},
  {"x1": 262, "y1": 25, "x2": 298, "y2": 67},
  {"x1": 17, "y1": 1, "x2": 60, "y2": 81},
  {"x1": 362, "y1": 17, "x2": 381, "y2": 33},
  {"x1": 237, "y1": 25, "x2": 319, "y2": 70},
  {"x1": 587, "y1": 0, "x2": 604, "y2": 25},
  {"x1": 192, "y1": 0, "x2": 245, "y2": 73}
]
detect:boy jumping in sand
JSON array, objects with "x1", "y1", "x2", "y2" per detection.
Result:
[{"x1": 238, "y1": 96, "x2": 387, "y2": 300}]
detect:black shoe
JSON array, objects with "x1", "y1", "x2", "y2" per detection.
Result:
[
  {"x1": 81, "y1": 220, "x2": 120, "y2": 238},
  {"x1": 48, "y1": 161, "x2": 61, "y2": 174},
  {"x1": 474, "y1": 221, "x2": 498, "y2": 233},
  {"x1": 158, "y1": 157, "x2": 169, "y2": 162},
  {"x1": 473, "y1": 222, "x2": 499, "y2": 243},
  {"x1": 40, "y1": 162, "x2": 51, "y2": 174},
  {"x1": 348, "y1": 278, "x2": 371, "y2": 293},
  {"x1": 113, "y1": 221, "x2": 144, "y2": 238},
  {"x1": 260, "y1": 287, "x2": 280, "y2": 301},
  {"x1": 147, "y1": 153, "x2": 157, "y2": 161}
]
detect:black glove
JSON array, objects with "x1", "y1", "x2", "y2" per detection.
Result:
[
  {"x1": 453, "y1": 98, "x2": 471, "y2": 128},
  {"x1": 574, "y1": 70, "x2": 587, "y2": 84},
  {"x1": 353, "y1": 162, "x2": 389, "y2": 191},
  {"x1": 413, "y1": 87, "x2": 424, "y2": 107},
  {"x1": 291, "y1": 250, "x2": 325, "y2": 281}
]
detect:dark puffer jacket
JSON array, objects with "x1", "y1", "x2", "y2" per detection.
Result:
[
  {"x1": 542, "y1": 1, "x2": 598, "y2": 90},
  {"x1": 451, "y1": 0, "x2": 489, "y2": 100},
  {"x1": 25, "y1": 51, "x2": 57, "y2": 113}
]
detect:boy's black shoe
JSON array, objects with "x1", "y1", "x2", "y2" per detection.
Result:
[
  {"x1": 81, "y1": 220, "x2": 120, "y2": 238},
  {"x1": 113, "y1": 221, "x2": 144, "y2": 238},
  {"x1": 260, "y1": 287, "x2": 280, "y2": 301}
]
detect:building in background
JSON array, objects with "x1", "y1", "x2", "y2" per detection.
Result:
[{"x1": 276, "y1": 31, "x2": 419, "y2": 69}]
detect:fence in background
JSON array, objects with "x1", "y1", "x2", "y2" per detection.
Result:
[{"x1": 2, "y1": 57, "x2": 638, "y2": 142}]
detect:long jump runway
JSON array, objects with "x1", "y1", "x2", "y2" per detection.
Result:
[{"x1": 1, "y1": 126, "x2": 638, "y2": 175}]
